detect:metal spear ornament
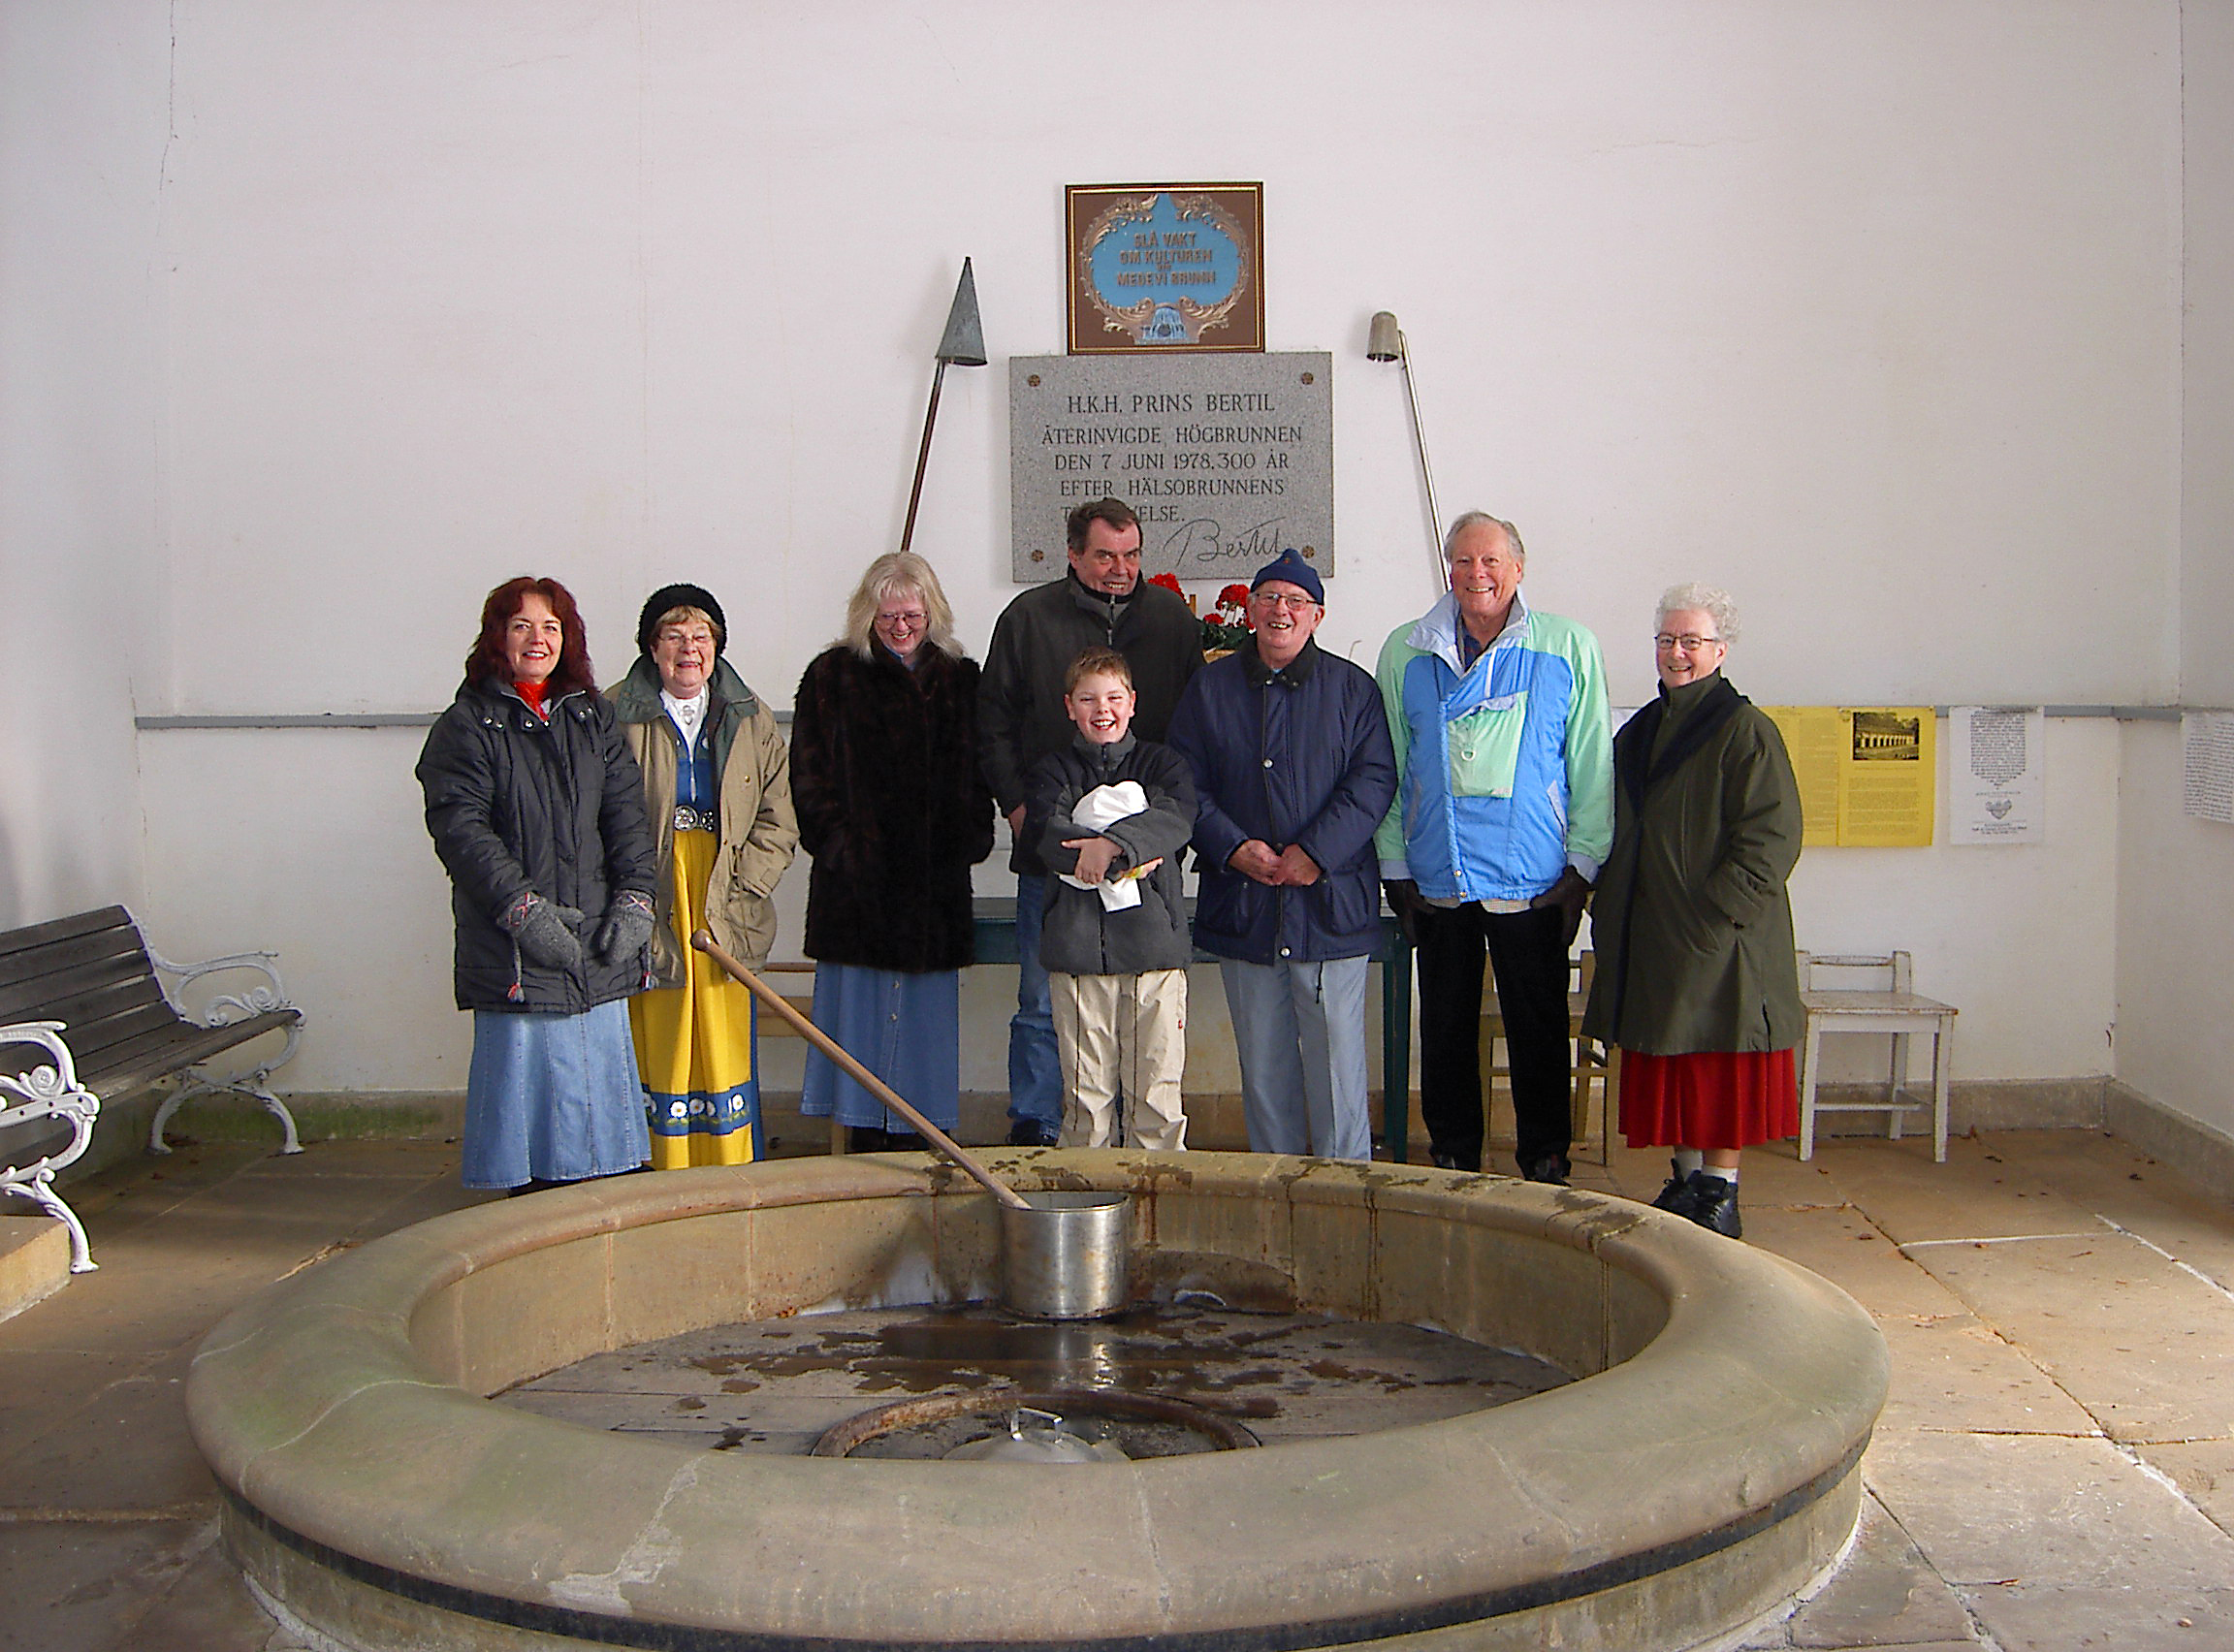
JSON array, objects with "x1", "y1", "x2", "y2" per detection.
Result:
[{"x1": 899, "y1": 259, "x2": 988, "y2": 555}]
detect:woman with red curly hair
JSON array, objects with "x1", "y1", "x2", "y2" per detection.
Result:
[{"x1": 417, "y1": 576, "x2": 661, "y2": 1192}]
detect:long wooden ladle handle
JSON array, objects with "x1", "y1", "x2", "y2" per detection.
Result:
[{"x1": 690, "y1": 930, "x2": 1033, "y2": 1211}]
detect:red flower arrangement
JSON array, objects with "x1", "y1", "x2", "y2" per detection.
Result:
[
  {"x1": 1199, "y1": 582, "x2": 1255, "y2": 651},
  {"x1": 1146, "y1": 572, "x2": 1255, "y2": 652}
]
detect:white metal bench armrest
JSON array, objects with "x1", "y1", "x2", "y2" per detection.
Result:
[
  {"x1": 146, "y1": 946, "x2": 294, "y2": 1029},
  {"x1": 0, "y1": 1021, "x2": 102, "y2": 1271}
]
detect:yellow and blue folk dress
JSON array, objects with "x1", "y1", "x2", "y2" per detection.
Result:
[{"x1": 629, "y1": 707, "x2": 761, "y2": 1166}]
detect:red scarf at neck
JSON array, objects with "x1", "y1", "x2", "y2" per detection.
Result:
[{"x1": 514, "y1": 680, "x2": 551, "y2": 718}]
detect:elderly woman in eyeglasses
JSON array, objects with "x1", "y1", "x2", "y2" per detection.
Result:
[
  {"x1": 609, "y1": 585, "x2": 799, "y2": 1167},
  {"x1": 1580, "y1": 584, "x2": 1805, "y2": 1239}
]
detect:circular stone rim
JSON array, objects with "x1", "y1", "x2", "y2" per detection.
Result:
[{"x1": 187, "y1": 1151, "x2": 1888, "y2": 1648}]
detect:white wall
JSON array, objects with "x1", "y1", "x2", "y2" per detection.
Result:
[
  {"x1": 137, "y1": 1, "x2": 2183, "y2": 722},
  {"x1": 2184, "y1": 0, "x2": 2234, "y2": 714},
  {"x1": 10, "y1": 3, "x2": 2212, "y2": 1096},
  {"x1": 0, "y1": 0, "x2": 170, "y2": 927},
  {"x1": 1785, "y1": 717, "x2": 2120, "y2": 1081},
  {"x1": 2107, "y1": 0, "x2": 2234, "y2": 1142},
  {"x1": 136, "y1": 728, "x2": 467, "y2": 1089},
  {"x1": 2116, "y1": 722, "x2": 2234, "y2": 1133}
]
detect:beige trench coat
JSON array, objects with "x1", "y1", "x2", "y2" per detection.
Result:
[{"x1": 612, "y1": 657, "x2": 799, "y2": 982}]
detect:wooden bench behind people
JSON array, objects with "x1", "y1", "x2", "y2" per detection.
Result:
[{"x1": 0, "y1": 906, "x2": 303, "y2": 1272}]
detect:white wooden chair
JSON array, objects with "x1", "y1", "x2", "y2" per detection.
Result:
[{"x1": 1796, "y1": 951, "x2": 1956, "y2": 1162}]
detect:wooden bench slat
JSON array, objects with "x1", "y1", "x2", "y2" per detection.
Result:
[
  {"x1": 57, "y1": 999, "x2": 187, "y2": 1059},
  {"x1": 0, "y1": 925, "x2": 154, "y2": 993},
  {"x1": 0, "y1": 905, "x2": 134, "y2": 964},
  {"x1": 0, "y1": 956, "x2": 164, "y2": 1026},
  {"x1": 81, "y1": 1011, "x2": 300, "y2": 1098},
  {"x1": 0, "y1": 997, "x2": 178, "y2": 1082},
  {"x1": 21, "y1": 975, "x2": 175, "y2": 1038},
  {"x1": 0, "y1": 1002, "x2": 191, "y2": 1087}
]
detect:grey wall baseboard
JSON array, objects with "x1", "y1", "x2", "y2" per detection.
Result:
[
  {"x1": 1804, "y1": 1074, "x2": 2234, "y2": 1205},
  {"x1": 2103, "y1": 1081, "x2": 2234, "y2": 1205},
  {"x1": 1798, "y1": 1076, "x2": 2110, "y2": 1138}
]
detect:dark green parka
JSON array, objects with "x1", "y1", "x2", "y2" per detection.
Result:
[{"x1": 1580, "y1": 673, "x2": 1805, "y2": 1055}]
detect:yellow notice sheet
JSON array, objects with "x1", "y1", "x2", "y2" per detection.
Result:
[
  {"x1": 1761, "y1": 707, "x2": 1842, "y2": 846},
  {"x1": 1760, "y1": 707, "x2": 1936, "y2": 847}
]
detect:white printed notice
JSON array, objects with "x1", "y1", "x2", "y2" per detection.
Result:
[
  {"x1": 1951, "y1": 707, "x2": 2044, "y2": 844},
  {"x1": 2183, "y1": 713, "x2": 2234, "y2": 824}
]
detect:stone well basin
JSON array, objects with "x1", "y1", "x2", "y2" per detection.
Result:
[{"x1": 187, "y1": 1152, "x2": 1888, "y2": 1651}]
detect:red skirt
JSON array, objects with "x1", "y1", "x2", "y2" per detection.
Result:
[{"x1": 1618, "y1": 1048, "x2": 1799, "y2": 1151}]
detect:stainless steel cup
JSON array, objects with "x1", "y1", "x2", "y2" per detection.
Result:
[{"x1": 1000, "y1": 1191, "x2": 1132, "y2": 1319}]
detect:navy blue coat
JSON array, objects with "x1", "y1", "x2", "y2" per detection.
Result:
[{"x1": 1165, "y1": 641, "x2": 1397, "y2": 966}]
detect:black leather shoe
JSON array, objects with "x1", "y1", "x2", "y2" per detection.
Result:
[
  {"x1": 848, "y1": 1127, "x2": 929, "y2": 1155},
  {"x1": 1006, "y1": 1118, "x2": 1061, "y2": 1148},
  {"x1": 1520, "y1": 1153, "x2": 1572, "y2": 1187},
  {"x1": 1685, "y1": 1172, "x2": 1742, "y2": 1238},
  {"x1": 1428, "y1": 1149, "x2": 1481, "y2": 1172},
  {"x1": 1651, "y1": 1160, "x2": 1700, "y2": 1218}
]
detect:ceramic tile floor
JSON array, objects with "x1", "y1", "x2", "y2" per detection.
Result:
[{"x1": 2, "y1": 1127, "x2": 2230, "y2": 1651}]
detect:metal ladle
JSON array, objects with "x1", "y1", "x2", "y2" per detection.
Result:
[{"x1": 689, "y1": 930, "x2": 1030, "y2": 1211}]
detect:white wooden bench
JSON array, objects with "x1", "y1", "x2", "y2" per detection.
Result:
[{"x1": 0, "y1": 907, "x2": 305, "y2": 1271}]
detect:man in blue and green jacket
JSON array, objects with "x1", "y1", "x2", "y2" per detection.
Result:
[{"x1": 1375, "y1": 512, "x2": 1613, "y2": 1182}]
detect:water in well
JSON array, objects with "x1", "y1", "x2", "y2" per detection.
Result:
[{"x1": 496, "y1": 1300, "x2": 1572, "y2": 1459}]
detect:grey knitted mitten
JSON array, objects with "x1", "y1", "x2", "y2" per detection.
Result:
[
  {"x1": 499, "y1": 893, "x2": 586, "y2": 971},
  {"x1": 594, "y1": 891, "x2": 659, "y2": 964}
]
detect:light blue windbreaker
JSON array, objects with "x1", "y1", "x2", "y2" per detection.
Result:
[{"x1": 1373, "y1": 590, "x2": 1613, "y2": 902}]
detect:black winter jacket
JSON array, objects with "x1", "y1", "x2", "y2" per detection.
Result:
[
  {"x1": 1165, "y1": 640, "x2": 1398, "y2": 966},
  {"x1": 979, "y1": 573, "x2": 1202, "y2": 874},
  {"x1": 791, "y1": 642, "x2": 997, "y2": 971},
  {"x1": 417, "y1": 678, "x2": 660, "y2": 1013},
  {"x1": 1025, "y1": 734, "x2": 1197, "y2": 976}
]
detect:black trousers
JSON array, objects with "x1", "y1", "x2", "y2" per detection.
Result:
[{"x1": 1414, "y1": 900, "x2": 1573, "y2": 1171}]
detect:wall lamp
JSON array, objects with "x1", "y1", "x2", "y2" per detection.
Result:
[{"x1": 1367, "y1": 310, "x2": 1446, "y2": 588}]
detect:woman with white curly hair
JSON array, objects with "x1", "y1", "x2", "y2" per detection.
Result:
[{"x1": 1580, "y1": 583, "x2": 1805, "y2": 1239}]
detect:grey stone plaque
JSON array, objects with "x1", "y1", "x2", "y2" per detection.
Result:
[{"x1": 1009, "y1": 352, "x2": 1332, "y2": 583}]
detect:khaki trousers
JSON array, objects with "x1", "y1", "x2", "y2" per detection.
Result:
[{"x1": 1049, "y1": 969, "x2": 1189, "y2": 1151}]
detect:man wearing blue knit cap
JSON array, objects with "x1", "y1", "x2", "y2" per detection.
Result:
[{"x1": 1166, "y1": 551, "x2": 1396, "y2": 1160}]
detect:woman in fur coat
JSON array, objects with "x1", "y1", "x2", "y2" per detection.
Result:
[{"x1": 789, "y1": 553, "x2": 997, "y2": 1149}]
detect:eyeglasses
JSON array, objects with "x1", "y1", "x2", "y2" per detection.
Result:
[
  {"x1": 1653, "y1": 633, "x2": 1723, "y2": 652},
  {"x1": 876, "y1": 610, "x2": 927, "y2": 628},
  {"x1": 1251, "y1": 592, "x2": 1320, "y2": 610}
]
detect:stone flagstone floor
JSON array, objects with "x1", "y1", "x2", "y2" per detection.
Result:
[{"x1": 1, "y1": 1127, "x2": 2229, "y2": 1650}]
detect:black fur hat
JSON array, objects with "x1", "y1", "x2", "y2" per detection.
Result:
[{"x1": 637, "y1": 584, "x2": 726, "y2": 656}]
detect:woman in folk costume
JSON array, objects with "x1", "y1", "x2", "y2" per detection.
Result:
[
  {"x1": 789, "y1": 553, "x2": 997, "y2": 1151},
  {"x1": 609, "y1": 584, "x2": 799, "y2": 1166}
]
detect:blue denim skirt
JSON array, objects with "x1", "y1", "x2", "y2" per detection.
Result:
[
  {"x1": 800, "y1": 965, "x2": 960, "y2": 1131},
  {"x1": 463, "y1": 1000, "x2": 650, "y2": 1188}
]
